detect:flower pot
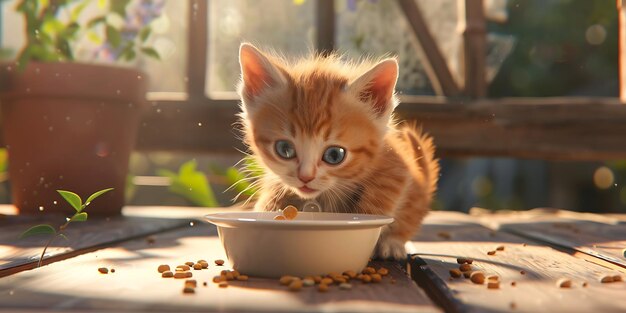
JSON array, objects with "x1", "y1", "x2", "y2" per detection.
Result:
[{"x1": 0, "y1": 62, "x2": 146, "y2": 215}]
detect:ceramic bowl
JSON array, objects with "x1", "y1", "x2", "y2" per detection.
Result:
[{"x1": 204, "y1": 211, "x2": 394, "y2": 278}]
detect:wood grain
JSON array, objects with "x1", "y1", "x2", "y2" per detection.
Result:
[
  {"x1": 0, "y1": 223, "x2": 440, "y2": 313},
  {"x1": 410, "y1": 211, "x2": 626, "y2": 313},
  {"x1": 0, "y1": 213, "x2": 189, "y2": 277}
]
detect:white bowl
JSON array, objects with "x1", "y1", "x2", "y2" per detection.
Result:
[{"x1": 204, "y1": 211, "x2": 394, "y2": 278}]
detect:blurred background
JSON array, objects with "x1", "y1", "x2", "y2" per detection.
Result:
[{"x1": 1, "y1": 0, "x2": 625, "y2": 213}]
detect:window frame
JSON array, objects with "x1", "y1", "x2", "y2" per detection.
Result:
[{"x1": 137, "y1": 0, "x2": 626, "y2": 161}]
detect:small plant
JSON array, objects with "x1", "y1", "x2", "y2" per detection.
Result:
[
  {"x1": 158, "y1": 160, "x2": 218, "y2": 207},
  {"x1": 19, "y1": 188, "x2": 113, "y2": 267}
]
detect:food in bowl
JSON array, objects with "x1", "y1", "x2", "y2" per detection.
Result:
[{"x1": 204, "y1": 211, "x2": 393, "y2": 278}]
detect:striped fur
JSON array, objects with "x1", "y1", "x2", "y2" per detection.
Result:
[{"x1": 237, "y1": 44, "x2": 439, "y2": 260}]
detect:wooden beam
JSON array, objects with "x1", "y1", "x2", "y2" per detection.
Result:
[
  {"x1": 617, "y1": 0, "x2": 626, "y2": 102},
  {"x1": 458, "y1": 0, "x2": 487, "y2": 98},
  {"x1": 186, "y1": 0, "x2": 208, "y2": 99},
  {"x1": 134, "y1": 96, "x2": 626, "y2": 161},
  {"x1": 397, "y1": 0, "x2": 461, "y2": 97},
  {"x1": 315, "y1": 0, "x2": 335, "y2": 55}
]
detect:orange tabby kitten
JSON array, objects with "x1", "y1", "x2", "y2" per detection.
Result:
[{"x1": 237, "y1": 43, "x2": 439, "y2": 260}]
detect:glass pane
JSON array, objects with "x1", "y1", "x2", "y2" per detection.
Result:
[
  {"x1": 0, "y1": 0, "x2": 187, "y2": 93},
  {"x1": 206, "y1": 0, "x2": 315, "y2": 94},
  {"x1": 336, "y1": 0, "x2": 435, "y2": 95}
]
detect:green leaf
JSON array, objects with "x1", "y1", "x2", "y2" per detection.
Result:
[
  {"x1": 162, "y1": 160, "x2": 218, "y2": 207},
  {"x1": 57, "y1": 190, "x2": 82, "y2": 212},
  {"x1": 70, "y1": 212, "x2": 88, "y2": 222},
  {"x1": 106, "y1": 25, "x2": 121, "y2": 48},
  {"x1": 225, "y1": 167, "x2": 256, "y2": 196},
  {"x1": 139, "y1": 27, "x2": 151, "y2": 42},
  {"x1": 71, "y1": 0, "x2": 89, "y2": 21},
  {"x1": 140, "y1": 47, "x2": 160, "y2": 60},
  {"x1": 20, "y1": 224, "x2": 56, "y2": 239},
  {"x1": 85, "y1": 188, "x2": 114, "y2": 207}
]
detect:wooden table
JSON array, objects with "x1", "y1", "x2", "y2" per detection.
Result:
[{"x1": 1, "y1": 206, "x2": 625, "y2": 313}]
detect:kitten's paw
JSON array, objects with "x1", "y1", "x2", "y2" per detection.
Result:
[{"x1": 373, "y1": 237, "x2": 407, "y2": 260}]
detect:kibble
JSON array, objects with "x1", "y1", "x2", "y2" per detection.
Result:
[
  {"x1": 343, "y1": 270, "x2": 357, "y2": 279},
  {"x1": 459, "y1": 264, "x2": 472, "y2": 272},
  {"x1": 232, "y1": 270, "x2": 241, "y2": 278},
  {"x1": 601, "y1": 275, "x2": 614, "y2": 283},
  {"x1": 463, "y1": 271, "x2": 473, "y2": 279},
  {"x1": 318, "y1": 283, "x2": 329, "y2": 292},
  {"x1": 98, "y1": 267, "x2": 108, "y2": 274},
  {"x1": 162, "y1": 271, "x2": 174, "y2": 278},
  {"x1": 377, "y1": 268, "x2": 389, "y2": 276},
  {"x1": 613, "y1": 275, "x2": 622, "y2": 282},
  {"x1": 437, "y1": 231, "x2": 451, "y2": 240},
  {"x1": 280, "y1": 276, "x2": 297, "y2": 285},
  {"x1": 496, "y1": 245, "x2": 505, "y2": 251},
  {"x1": 487, "y1": 275, "x2": 499, "y2": 282},
  {"x1": 283, "y1": 205, "x2": 299, "y2": 220},
  {"x1": 218, "y1": 281, "x2": 228, "y2": 288},
  {"x1": 520, "y1": 270, "x2": 526, "y2": 275},
  {"x1": 273, "y1": 215, "x2": 286, "y2": 220},
  {"x1": 200, "y1": 261, "x2": 209, "y2": 269},
  {"x1": 487, "y1": 251, "x2": 496, "y2": 256},
  {"x1": 288, "y1": 279, "x2": 303, "y2": 291},
  {"x1": 183, "y1": 287, "x2": 195, "y2": 294},
  {"x1": 225, "y1": 272, "x2": 234, "y2": 281},
  {"x1": 449, "y1": 269, "x2": 462, "y2": 278},
  {"x1": 185, "y1": 261, "x2": 195, "y2": 266},
  {"x1": 302, "y1": 278, "x2": 315, "y2": 286},
  {"x1": 176, "y1": 265, "x2": 190, "y2": 271},
  {"x1": 363, "y1": 267, "x2": 376, "y2": 274},
  {"x1": 511, "y1": 281, "x2": 517, "y2": 287},
  {"x1": 361, "y1": 274, "x2": 372, "y2": 283},
  {"x1": 193, "y1": 263, "x2": 203, "y2": 270},
  {"x1": 390, "y1": 278, "x2": 397, "y2": 284},
  {"x1": 175, "y1": 272, "x2": 191, "y2": 279},
  {"x1": 339, "y1": 283, "x2": 352, "y2": 290},
  {"x1": 213, "y1": 276, "x2": 222, "y2": 283},
  {"x1": 321, "y1": 277, "x2": 333, "y2": 285},
  {"x1": 314, "y1": 276, "x2": 322, "y2": 283},
  {"x1": 582, "y1": 282, "x2": 588, "y2": 287},
  {"x1": 557, "y1": 278, "x2": 572, "y2": 288},
  {"x1": 332, "y1": 276, "x2": 347, "y2": 284},
  {"x1": 470, "y1": 271, "x2": 485, "y2": 284},
  {"x1": 457, "y1": 257, "x2": 473, "y2": 264},
  {"x1": 197, "y1": 259, "x2": 207, "y2": 264},
  {"x1": 110, "y1": 268, "x2": 116, "y2": 273},
  {"x1": 215, "y1": 259, "x2": 225, "y2": 266},
  {"x1": 237, "y1": 275, "x2": 249, "y2": 281},
  {"x1": 487, "y1": 281, "x2": 500, "y2": 289},
  {"x1": 371, "y1": 273, "x2": 382, "y2": 283},
  {"x1": 185, "y1": 280, "x2": 197, "y2": 288}
]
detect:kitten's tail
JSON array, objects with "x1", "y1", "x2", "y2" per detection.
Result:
[{"x1": 400, "y1": 124, "x2": 440, "y2": 201}]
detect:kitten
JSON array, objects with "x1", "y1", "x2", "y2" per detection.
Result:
[{"x1": 237, "y1": 43, "x2": 440, "y2": 260}]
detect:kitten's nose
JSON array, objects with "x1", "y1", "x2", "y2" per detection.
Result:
[{"x1": 298, "y1": 173, "x2": 315, "y2": 184}]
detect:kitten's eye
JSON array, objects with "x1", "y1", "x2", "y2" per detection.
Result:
[
  {"x1": 275, "y1": 140, "x2": 296, "y2": 159},
  {"x1": 322, "y1": 146, "x2": 346, "y2": 165}
]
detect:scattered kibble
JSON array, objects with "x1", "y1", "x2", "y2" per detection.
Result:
[
  {"x1": 183, "y1": 287, "x2": 195, "y2": 294},
  {"x1": 361, "y1": 274, "x2": 372, "y2": 283},
  {"x1": 582, "y1": 282, "x2": 588, "y2": 287},
  {"x1": 377, "y1": 267, "x2": 389, "y2": 276},
  {"x1": 522, "y1": 243, "x2": 527, "y2": 247},
  {"x1": 470, "y1": 271, "x2": 485, "y2": 284},
  {"x1": 185, "y1": 261, "x2": 195, "y2": 267},
  {"x1": 237, "y1": 275, "x2": 249, "y2": 281},
  {"x1": 318, "y1": 283, "x2": 329, "y2": 292},
  {"x1": 601, "y1": 275, "x2": 614, "y2": 283},
  {"x1": 193, "y1": 263, "x2": 203, "y2": 270},
  {"x1": 557, "y1": 278, "x2": 572, "y2": 288},
  {"x1": 510, "y1": 302, "x2": 517, "y2": 309},
  {"x1": 449, "y1": 269, "x2": 462, "y2": 278},
  {"x1": 200, "y1": 261, "x2": 209, "y2": 269},
  {"x1": 203, "y1": 282, "x2": 208, "y2": 286},
  {"x1": 339, "y1": 283, "x2": 352, "y2": 290},
  {"x1": 457, "y1": 257, "x2": 473, "y2": 264},
  {"x1": 162, "y1": 271, "x2": 174, "y2": 278},
  {"x1": 459, "y1": 264, "x2": 472, "y2": 272},
  {"x1": 332, "y1": 275, "x2": 347, "y2": 284},
  {"x1": 343, "y1": 270, "x2": 357, "y2": 278},
  {"x1": 463, "y1": 271, "x2": 473, "y2": 279},
  {"x1": 390, "y1": 278, "x2": 397, "y2": 284},
  {"x1": 487, "y1": 281, "x2": 500, "y2": 289},
  {"x1": 273, "y1": 215, "x2": 286, "y2": 220},
  {"x1": 185, "y1": 280, "x2": 197, "y2": 288},
  {"x1": 218, "y1": 281, "x2": 228, "y2": 288},
  {"x1": 487, "y1": 275, "x2": 499, "y2": 282},
  {"x1": 213, "y1": 276, "x2": 222, "y2": 283},
  {"x1": 520, "y1": 270, "x2": 526, "y2": 275},
  {"x1": 487, "y1": 251, "x2": 496, "y2": 256},
  {"x1": 371, "y1": 273, "x2": 382, "y2": 283},
  {"x1": 280, "y1": 276, "x2": 296, "y2": 285},
  {"x1": 511, "y1": 281, "x2": 517, "y2": 287},
  {"x1": 146, "y1": 236, "x2": 156, "y2": 244},
  {"x1": 321, "y1": 277, "x2": 333, "y2": 285},
  {"x1": 110, "y1": 268, "x2": 115, "y2": 273},
  {"x1": 98, "y1": 267, "x2": 108, "y2": 274},
  {"x1": 288, "y1": 279, "x2": 303, "y2": 291},
  {"x1": 176, "y1": 265, "x2": 190, "y2": 271},
  {"x1": 215, "y1": 259, "x2": 225, "y2": 266},
  {"x1": 174, "y1": 272, "x2": 189, "y2": 279},
  {"x1": 613, "y1": 275, "x2": 622, "y2": 282},
  {"x1": 363, "y1": 267, "x2": 376, "y2": 274},
  {"x1": 496, "y1": 245, "x2": 505, "y2": 251},
  {"x1": 283, "y1": 205, "x2": 298, "y2": 220},
  {"x1": 437, "y1": 231, "x2": 451, "y2": 240}
]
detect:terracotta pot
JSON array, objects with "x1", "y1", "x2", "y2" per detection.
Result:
[{"x1": 0, "y1": 62, "x2": 146, "y2": 215}]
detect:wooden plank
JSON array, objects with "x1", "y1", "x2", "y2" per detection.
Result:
[
  {"x1": 0, "y1": 212, "x2": 189, "y2": 277},
  {"x1": 135, "y1": 96, "x2": 626, "y2": 160},
  {"x1": 458, "y1": 0, "x2": 487, "y2": 98},
  {"x1": 0, "y1": 223, "x2": 440, "y2": 313},
  {"x1": 471, "y1": 209, "x2": 626, "y2": 269},
  {"x1": 409, "y1": 211, "x2": 626, "y2": 313},
  {"x1": 397, "y1": 0, "x2": 461, "y2": 97}
]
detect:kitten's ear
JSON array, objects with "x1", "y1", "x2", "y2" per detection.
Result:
[
  {"x1": 239, "y1": 43, "x2": 287, "y2": 99},
  {"x1": 348, "y1": 59, "x2": 398, "y2": 116}
]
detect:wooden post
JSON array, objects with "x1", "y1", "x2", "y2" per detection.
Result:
[
  {"x1": 617, "y1": 0, "x2": 626, "y2": 103},
  {"x1": 398, "y1": 0, "x2": 461, "y2": 97},
  {"x1": 187, "y1": 0, "x2": 208, "y2": 99},
  {"x1": 315, "y1": 0, "x2": 335, "y2": 56},
  {"x1": 458, "y1": 0, "x2": 487, "y2": 98}
]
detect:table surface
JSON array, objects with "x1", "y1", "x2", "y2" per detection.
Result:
[{"x1": 1, "y1": 205, "x2": 626, "y2": 313}]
